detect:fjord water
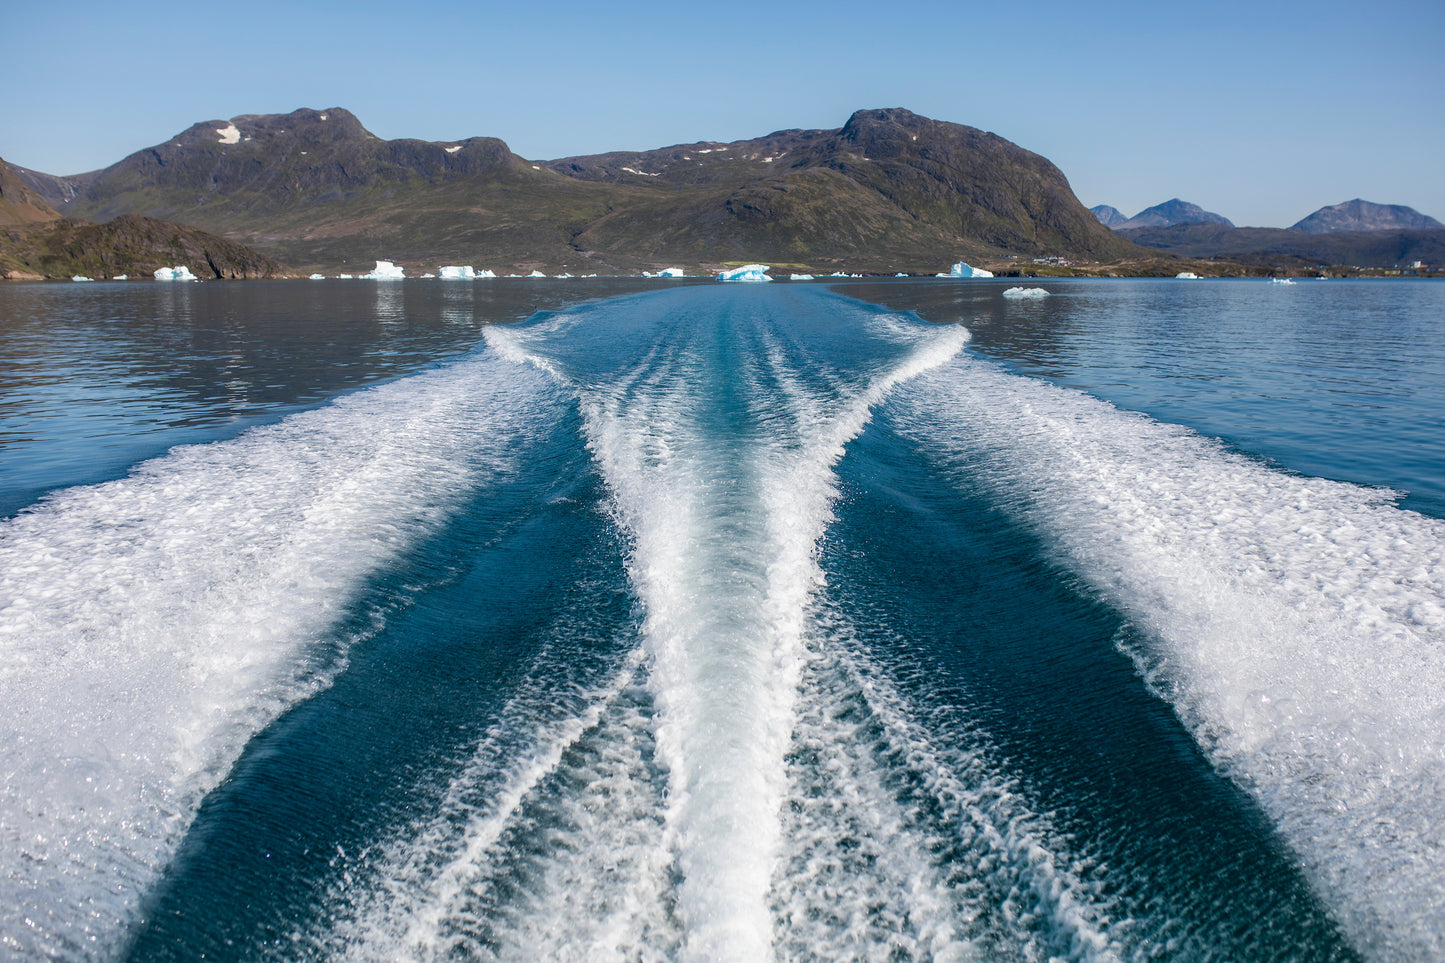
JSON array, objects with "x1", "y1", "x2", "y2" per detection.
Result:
[{"x1": 1, "y1": 279, "x2": 1441, "y2": 961}]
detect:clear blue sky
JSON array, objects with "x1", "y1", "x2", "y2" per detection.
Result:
[{"x1": 4, "y1": 0, "x2": 1440, "y2": 228}]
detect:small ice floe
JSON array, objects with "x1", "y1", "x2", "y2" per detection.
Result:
[
  {"x1": 71, "y1": 275, "x2": 93, "y2": 282},
  {"x1": 1003, "y1": 286, "x2": 1049, "y2": 298},
  {"x1": 1176, "y1": 271, "x2": 1199, "y2": 279},
  {"x1": 438, "y1": 265, "x2": 478, "y2": 279},
  {"x1": 1270, "y1": 277, "x2": 1296, "y2": 285},
  {"x1": 154, "y1": 266, "x2": 198, "y2": 281},
  {"x1": 895, "y1": 272, "x2": 908, "y2": 277},
  {"x1": 937, "y1": 261, "x2": 994, "y2": 278},
  {"x1": 718, "y1": 264, "x2": 771, "y2": 282},
  {"x1": 113, "y1": 274, "x2": 127, "y2": 280},
  {"x1": 360, "y1": 260, "x2": 405, "y2": 279},
  {"x1": 789, "y1": 273, "x2": 814, "y2": 280},
  {"x1": 309, "y1": 273, "x2": 326, "y2": 280},
  {"x1": 527, "y1": 270, "x2": 547, "y2": 278},
  {"x1": 337, "y1": 273, "x2": 354, "y2": 279}
]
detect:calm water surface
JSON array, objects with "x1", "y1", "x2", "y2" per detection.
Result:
[{"x1": 1, "y1": 278, "x2": 1440, "y2": 962}]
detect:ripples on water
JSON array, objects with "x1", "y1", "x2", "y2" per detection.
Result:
[{"x1": 0, "y1": 278, "x2": 1440, "y2": 961}]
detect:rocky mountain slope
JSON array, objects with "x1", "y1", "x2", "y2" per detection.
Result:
[
  {"x1": 0, "y1": 156, "x2": 62, "y2": 227},
  {"x1": 1117, "y1": 221, "x2": 1445, "y2": 269},
  {"x1": 23, "y1": 107, "x2": 1144, "y2": 273},
  {"x1": 1291, "y1": 199, "x2": 1443, "y2": 234},
  {"x1": 1, "y1": 155, "x2": 289, "y2": 279}
]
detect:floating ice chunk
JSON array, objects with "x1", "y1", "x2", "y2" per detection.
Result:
[
  {"x1": 1270, "y1": 277, "x2": 1296, "y2": 285},
  {"x1": 718, "y1": 264, "x2": 771, "y2": 282},
  {"x1": 360, "y1": 260, "x2": 405, "y2": 280},
  {"x1": 1176, "y1": 271, "x2": 1199, "y2": 279},
  {"x1": 527, "y1": 270, "x2": 547, "y2": 278},
  {"x1": 895, "y1": 272, "x2": 908, "y2": 277},
  {"x1": 337, "y1": 274, "x2": 354, "y2": 279},
  {"x1": 657, "y1": 267, "x2": 685, "y2": 278},
  {"x1": 936, "y1": 261, "x2": 994, "y2": 278},
  {"x1": 153, "y1": 266, "x2": 197, "y2": 281},
  {"x1": 789, "y1": 273, "x2": 814, "y2": 280},
  {"x1": 71, "y1": 275, "x2": 92, "y2": 282},
  {"x1": 1003, "y1": 286, "x2": 1049, "y2": 298},
  {"x1": 309, "y1": 273, "x2": 326, "y2": 280},
  {"x1": 113, "y1": 275, "x2": 127, "y2": 281},
  {"x1": 215, "y1": 124, "x2": 240, "y2": 145},
  {"x1": 438, "y1": 265, "x2": 478, "y2": 280},
  {"x1": 477, "y1": 269, "x2": 496, "y2": 278}
]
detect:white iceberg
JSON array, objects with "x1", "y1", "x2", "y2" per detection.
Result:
[
  {"x1": 309, "y1": 273, "x2": 326, "y2": 280},
  {"x1": 1270, "y1": 277, "x2": 1295, "y2": 285},
  {"x1": 71, "y1": 275, "x2": 92, "y2": 282},
  {"x1": 360, "y1": 260, "x2": 405, "y2": 280},
  {"x1": 789, "y1": 273, "x2": 814, "y2": 280},
  {"x1": 438, "y1": 265, "x2": 478, "y2": 279},
  {"x1": 1175, "y1": 271, "x2": 1199, "y2": 279},
  {"x1": 337, "y1": 274, "x2": 354, "y2": 279},
  {"x1": 718, "y1": 264, "x2": 771, "y2": 282},
  {"x1": 656, "y1": 267, "x2": 686, "y2": 278},
  {"x1": 527, "y1": 270, "x2": 547, "y2": 278},
  {"x1": 113, "y1": 274, "x2": 127, "y2": 281},
  {"x1": 1002, "y1": 286, "x2": 1049, "y2": 298},
  {"x1": 154, "y1": 265, "x2": 197, "y2": 281},
  {"x1": 936, "y1": 261, "x2": 994, "y2": 278}
]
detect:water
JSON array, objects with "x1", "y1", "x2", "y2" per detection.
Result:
[{"x1": 1, "y1": 277, "x2": 1441, "y2": 961}]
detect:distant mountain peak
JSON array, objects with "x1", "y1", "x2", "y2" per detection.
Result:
[
  {"x1": 1291, "y1": 199, "x2": 1443, "y2": 234},
  {"x1": 1091, "y1": 205, "x2": 1129, "y2": 228},
  {"x1": 1117, "y1": 199, "x2": 1233, "y2": 231}
]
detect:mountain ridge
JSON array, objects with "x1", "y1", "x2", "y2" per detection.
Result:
[{"x1": 20, "y1": 106, "x2": 1143, "y2": 273}]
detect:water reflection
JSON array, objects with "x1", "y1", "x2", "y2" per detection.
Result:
[
  {"x1": 0, "y1": 278, "x2": 666, "y2": 516},
  {"x1": 833, "y1": 277, "x2": 1445, "y2": 517}
]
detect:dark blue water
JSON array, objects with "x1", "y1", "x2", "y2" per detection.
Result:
[{"x1": 2, "y1": 278, "x2": 1442, "y2": 962}]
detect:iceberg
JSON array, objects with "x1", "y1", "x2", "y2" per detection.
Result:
[
  {"x1": 154, "y1": 266, "x2": 198, "y2": 281},
  {"x1": 936, "y1": 261, "x2": 994, "y2": 278},
  {"x1": 438, "y1": 265, "x2": 478, "y2": 279},
  {"x1": 1175, "y1": 271, "x2": 1199, "y2": 279},
  {"x1": 360, "y1": 260, "x2": 405, "y2": 280},
  {"x1": 1002, "y1": 286, "x2": 1049, "y2": 298},
  {"x1": 789, "y1": 273, "x2": 814, "y2": 280},
  {"x1": 656, "y1": 267, "x2": 685, "y2": 278},
  {"x1": 71, "y1": 275, "x2": 92, "y2": 282},
  {"x1": 337, "y1": 274, "x2": 354, "y2": 279},
  {"x1": 114, "y1": 275, "x2": 127, "y2": 281},
  {"x1": 309, "y1": 273, "x2": 326, "y2": 280},
  {"x1": 1270, "y1": 277, "x2": 1296, "y2": 285},
  {"x1": 527, "y1": 270, "x2": 547, "y2": 278},
  {"x1": 717, "y1": 264, "x2": 771, "y2": 282}
]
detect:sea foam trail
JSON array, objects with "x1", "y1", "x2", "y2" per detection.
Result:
[
  {"x1": 777, "y1": 604, "x2": 1124, "y2": 962},
  {"x1": 487, "y1": 300, "x2": 967, "y2": 961},
  {"x1": 895, "y1": 355, "x2": 1445, "y2": 961},
  {"x1": 0, "y1": 350, "x2": 555, "y2": 961}
]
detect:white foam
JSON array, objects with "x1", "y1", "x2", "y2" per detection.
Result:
[
  {"x1": 775, "y1": 604, "x2": 1123, "y2": 961},
  {"x1": 0, "y1": 350, "x2": 556, "y2": 959},
  {"x1": 485, "y1": 308, "x2": 966, "y2": 960},
  {"x1": 894, "y1": 355, "x2": 1445, "y2": 960}
]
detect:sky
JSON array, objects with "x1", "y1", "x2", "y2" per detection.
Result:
[{"x1": 3, "y1": 0, "x2": 1441, "y2": 228}]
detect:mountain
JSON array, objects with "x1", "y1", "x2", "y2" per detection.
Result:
[
  {"x1": 1, "y1": 154, "x2": 289, "y2": 279},
  {"x1": 1117, "y1": 221, "x2": 1445, "y2": 269},
  {"x1": 1090, "y1": 205, "x2": 1129, "y2": 227},
  {"x1": 1115, "y1": 199, "x2": 1234, "y2": 231},
  {"x1": 24, "y1": 107, "x2": 1144, "y2": 273},
  {"x1": 1291, "y1": 199, "x2": 1443, "y2": 234},
  {"x1": 0, "y1": 155, "x2": 61, "y2": 226}
]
